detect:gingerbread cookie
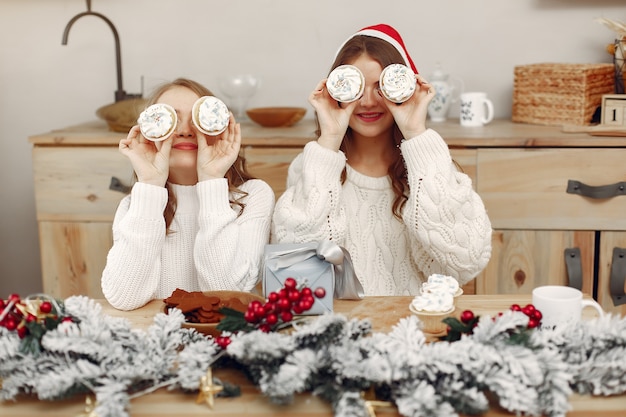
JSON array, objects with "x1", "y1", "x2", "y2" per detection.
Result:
[{"x1": 164, "y1": 289, "x2": 249, "y2": 324}]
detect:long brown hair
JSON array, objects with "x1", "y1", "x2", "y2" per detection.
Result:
[
  {"x1": 322, "y1": 36, "x2": 409, "y2": 219},
  {"x1": 146, "y1": 78, "x2": 255, "y2": 233}
]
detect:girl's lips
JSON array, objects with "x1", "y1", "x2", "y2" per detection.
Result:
[
  {"x1": 172, "y1": 142, "x2": 198, "y2": 150},
  {"x1": 355, "y1": 112, "x2": 384, "y2": 122}
]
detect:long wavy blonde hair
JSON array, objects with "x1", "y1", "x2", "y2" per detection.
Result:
[{"x1": 146, "y1": 78, "x2": 255, "y2": 233}]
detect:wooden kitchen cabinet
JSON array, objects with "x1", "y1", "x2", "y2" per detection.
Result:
[
  {"x1": 434, "y1": 121, "x2": 626, "y2": 316},
  {"x1": 29, "y1": 120, "x2": 626, "y2": 316}
]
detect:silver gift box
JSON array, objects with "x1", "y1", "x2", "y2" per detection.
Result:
[{"x1": 262, "y1": 242, "x2": 334, "y2": 315}]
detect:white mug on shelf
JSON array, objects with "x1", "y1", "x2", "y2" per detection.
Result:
[
  {"x1": 459, "y1": 92, "x2": 494, "y2": 127},
  {"x1": 531, "y1": 285, "x2": 604, "y2": 330}
]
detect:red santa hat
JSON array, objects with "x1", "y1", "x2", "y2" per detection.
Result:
[{"x1": 335, "y1": 24, "x2": 418, "y2": 74}]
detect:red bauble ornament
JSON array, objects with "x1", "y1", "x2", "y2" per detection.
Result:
[
  {"x1": 215, "y1": 336, "x2": 231, "y2": 349},
  {"x1": 276, "y1": 298, "x2": 291, "y2": 311},
  {"x1": 527, "y1": 318, "x2": 540, "y2": 329},
  {"x1": 287, "y1": 289, "x2": 301, "y2": 302},
  {"x1": 244, "y1": 310, "x2": 257, "y2": 323},
  {"x1": 460, "y1": 310, "x2": 475, "y2": 324},
  {"x1": 17, "y1": 326, "x2": 29, "y2": 339},
  {"x1": 40, "y1": 301, "x2": 53, "y2": 314},
  {"x1": 280, "y1": 311, "x2": 293, "y2": 323},
  {"x1": 313, "y1": 287, "x2": 326, "y2": 298},
  {"x1": 265, "y1": 313, "x2": 278, "y2": 325},
  {"x1": 253, "y1": 304, "x2": 266, "y2": 319},
  {"x1": 4, "y1": 318, "x2": 17, "y2": 331},
  {"x1": 284, "y1": 278, "x2": 297, "y2": 289},
  {"x1": 7, "y1": 294, "x2": 20, "y2": 305},
  {"x1": 531, "y1": 310, "x2": 542, "y2": 321},
  {"x1": 521, "y1": 304, "x2": 536, "y2": 316}
]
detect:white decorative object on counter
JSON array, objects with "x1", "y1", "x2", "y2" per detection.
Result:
[
  {"x1": 460, "y1": 92, "x2": 494, "y2": 127},
  {"x1": 427, "y1": 63, "x2": 463, "y2": 122}
]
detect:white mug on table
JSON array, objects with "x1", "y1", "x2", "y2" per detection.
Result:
[
  {"x1": 532, "y1": 285, "x2": 604, "y2": 329},
  {"x1": 459, "y1": 92, "x2": 494, "y2": 127}
]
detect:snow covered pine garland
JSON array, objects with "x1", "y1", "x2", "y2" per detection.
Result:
[{"x1": 0, "y1": 288, "x2": 625, "y2": 417}]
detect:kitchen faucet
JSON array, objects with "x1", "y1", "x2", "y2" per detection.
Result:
[{"x1": 61, "y1": 0, "x2": 141, "y2": 102}]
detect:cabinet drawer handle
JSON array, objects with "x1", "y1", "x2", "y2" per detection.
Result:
[
  {"x1": 566, "y1": 180, "x2": 626, "y2": 199},
  {"x1": 109, "y1": 176, "x2": 131, "y2": 194},
  {"x1": 564, "y1": 248, "x2": 582, "y2": 290},
  {"x1": 610, "y1": 247, "x2": 626, "y2": 306}
]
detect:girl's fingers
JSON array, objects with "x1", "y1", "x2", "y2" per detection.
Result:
[
  {"x1": 309, "y1": 79, "x2": 329, "y2": 101},
  {"x1": 157, "y1": 136, "x2": 173, "y2": 155},
  {"x1": 415, "y1": 75, "x2": 435, "y2": 95},
  {"x1": 120, "y1": 126, "x2": 140, "y2": 149}
]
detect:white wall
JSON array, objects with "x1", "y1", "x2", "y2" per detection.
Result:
[{"x1": 1, "y1": 0, "x2": 624, "y2": 296}]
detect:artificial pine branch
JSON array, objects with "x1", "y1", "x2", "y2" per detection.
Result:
[{"x1": 1, "y1": 295, "x2": 626, "y2": 417}]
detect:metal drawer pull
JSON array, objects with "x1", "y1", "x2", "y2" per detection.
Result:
[
  {"x1": 566, "y1": 179, "x2": 626, "y2": 199},
  {"x1": 610, "y1": 247, "x2": 626, "y2": 306},
  {"x1": 564, "y1": 248, "x2": 582, "y2": 290},
  {"x1": 109, "y1": 176, "x2": 132, "y2": 194}
]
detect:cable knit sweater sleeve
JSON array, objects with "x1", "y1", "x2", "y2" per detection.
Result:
[
  {"x1": 194, "y1": 178, "x2": 274, "y2": 291},
  {"x1": 400, "y1": 129, "x2": 492, "y2": 285},
  {"x1": 101, "y1": 182, "x2": 169, "y2": 310},
  {"x1": 271, "y1": 141, "x2": 347, "y2": 244}
]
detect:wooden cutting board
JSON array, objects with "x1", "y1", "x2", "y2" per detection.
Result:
[{"x1": 561, "y1": 124, "x2": 626, "y2": 136}]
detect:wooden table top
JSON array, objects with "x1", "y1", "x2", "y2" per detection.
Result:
[{"x1": 2, "y1": 295, "x2": 624, "y2": 417}]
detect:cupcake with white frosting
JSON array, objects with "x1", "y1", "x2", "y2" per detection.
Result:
[
  {"x1": 326, "y1": 65, "x2": 365, "y2": 103},
  {"x1": 137, "y1": 103, "x2": 177, "y2": 141},
  {"x1": 192, "y1": 96, "x2": 230, "y2": 136},
  {"x1": 422, "y1": 274, "x2": 463, "y2": 298},
  {"x1": 379, "y1": 63, "x2": 416, "y2": 103},
  {"x1": 410, "y1": 287, "x2": 455, "y2": 334}
]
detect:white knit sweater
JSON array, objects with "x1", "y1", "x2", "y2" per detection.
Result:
[
  {"x1": 101, "y1": 178, "x2": 275, "y2": 310},
  {"x1": 271, "y1": 129, "x2": 492, "y2": 296}
]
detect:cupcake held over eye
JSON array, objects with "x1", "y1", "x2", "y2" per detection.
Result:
[
  {"x1": 192, "y1": 96, "x2": 230, "y2": 136},
  {"x1": 326, "y1": 64, "x2": 365, "y2": 103},
  {"x1": 379, "y1": 63, "x2": 416, "y2": 103},
  {"x1": 137, "y1": 103, "x2": 177, "y2": 141}
]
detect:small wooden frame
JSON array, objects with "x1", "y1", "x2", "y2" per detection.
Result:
[{"x1": 601, "y1": 94, "x2": 626, "y2": 127}]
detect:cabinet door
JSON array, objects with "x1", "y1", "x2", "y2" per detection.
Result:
[
  {"x1": 39, "y1": 221, "x2": 112, "y2": 298},
  {"x1": 243, "y1": 146, "x2": 304, "y2": 198},
  {"x1": 477, "y1": 148, "x2": 626, "y2": 230},
  {"x1": 598, "y1": 231, "x2": 626, "y2": 315},
  {"x1": 33, "y1": 146, "x2": 132, "y2": 222},
  {"x1": 476, "y1": 230, "x2": 595, "y2": 296}
]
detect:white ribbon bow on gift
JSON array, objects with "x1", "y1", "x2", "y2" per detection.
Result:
[{"x1": 269, "y1": 240, "x2": 364, "y2": 300}]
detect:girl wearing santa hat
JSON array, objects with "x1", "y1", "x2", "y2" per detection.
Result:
[{"x1": 271, "y1": 24, "x2": 492, "y2": 296}]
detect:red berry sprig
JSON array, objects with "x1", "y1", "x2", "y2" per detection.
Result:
[
  {"x1": 510, "y1": 304, "x2": 543, "y2": 328},
  {"x1": 216, "y1": 277, "x2": 325, "y2": 340},
  {"x1": 441, "y1": 303, "x2": 543, "y2": 342},
  {"x1": 243, "y1": 277, "x2": 321, "y2": 331}
]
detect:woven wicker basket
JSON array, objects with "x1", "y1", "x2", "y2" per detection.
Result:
[{"x1": 512, "y1": 63, "x2": 615, "y2": 126}]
